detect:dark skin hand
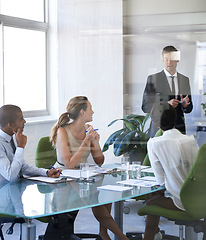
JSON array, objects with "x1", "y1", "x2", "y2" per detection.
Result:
[
  {"x1": 14, "y1": 129, "x2": 62, "y2": 178},
  {"x1": 47, "y1": 168, "x2": 62, "y2": 178}
]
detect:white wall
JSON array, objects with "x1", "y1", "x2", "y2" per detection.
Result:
[
  {"x1": 56, "y1": 0, "x2": 124, "y2": 164},
  {"x1": 25, "y1": 0, "x2": 124, "y2": 165}
]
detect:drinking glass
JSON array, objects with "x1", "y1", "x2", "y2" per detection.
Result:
[
  {"x1": 80, "y1": 163, "x2": 89, "y2": 180},
  {"x1": 121, "y1": 156, "x2": 130, "y2": 171},
  {"x1": 132, "y1": 161, "x2": 141, "y2": 179}
]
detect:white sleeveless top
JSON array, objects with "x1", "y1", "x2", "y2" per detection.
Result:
[{"x1": 55, "y1": 124, "x2": 91, "y2": 169}]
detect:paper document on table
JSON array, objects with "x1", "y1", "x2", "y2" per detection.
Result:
[
  {"x1": 141, "y1": 167, "x2": 154, "y2": 173},
  {"x1": 94, "y1": 167, "x2": 120, "y2": 174},
  {"x1": 117, "y1": 178, "x2": 158, "y2": 187},
  {"x1": 62, "y1": 169, "x2": 98, "y2": 179},
  {"x1": 117, "y1": 165, "x2": 152, "y2": 171},
  {"x1": 140, "y1": 176, "x2": 156, "y2": 181},
  {"x1": 97, "y1": 185, "x2": 133, "y2": 192},
  {"x1": 26, "y1": 176, "x2": 72, "y2": 183}
]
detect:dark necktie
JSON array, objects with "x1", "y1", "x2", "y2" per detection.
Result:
[
  {"x1": 171, "y1": 76, "x2": 175, "y2": 96},
  {"x1": 10, "y1": 138, "x2": 16, "y2": 154}
]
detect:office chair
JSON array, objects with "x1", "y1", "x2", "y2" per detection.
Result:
[
  {"x1": 35, "y1": 136, "x2": 99, "y2": 240},
  {"x1": 0, "y1": 215, "x2": 25, "y2": 240},
  {"x1": 137, "y1": 143, "x2": 206, "y2": 240},
  {"x1": 35, "y1": 136, "x2": 57, "y2": 169}
]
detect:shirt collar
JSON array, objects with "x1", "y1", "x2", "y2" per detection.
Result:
[
  {"x1": 164, "y1": 69, "x2": 177, "y2": 78},
  {"x1": 0, "y1": 129, "x2": 12, "y2": 142},
  {"x1": 162, "y1": 128, "x2": 180, "y2": 136}
]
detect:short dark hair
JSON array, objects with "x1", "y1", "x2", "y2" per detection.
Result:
[
  {"x1": 162, "y1": 45, "x2": 178, "y2": 56},
  {"x1": 160, "y1": 105, "x2": 177, "y2": 131},
  {"x1": 0, "y1": 105, "x2": 21, "y2": 128}
]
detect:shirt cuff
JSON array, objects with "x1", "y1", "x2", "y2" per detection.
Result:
[
  {"x1": 43, "y1": 169, "x2": 48, "y2": 176},
  {"x1": 15, "y1": 147, "x2": 24, "y2": 158}
]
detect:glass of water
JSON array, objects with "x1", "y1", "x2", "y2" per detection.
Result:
[
  {"x1": 80, "y1": 163, "x2": 89, "y2": 181},
  {"x1": 121, "y1": 156, "x2": 130, "y2": 171}
]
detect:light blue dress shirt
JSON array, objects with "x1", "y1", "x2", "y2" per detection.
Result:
[{"x1": 0, "y1": 129, "x2": 47, "y2": 182}]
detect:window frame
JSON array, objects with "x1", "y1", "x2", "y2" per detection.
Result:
[{"x1": 0, "y1": 0, "x2": 50, "y2": 118}]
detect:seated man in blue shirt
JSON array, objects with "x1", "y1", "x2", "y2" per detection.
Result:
[
  {"x1": 0, "y1": 104, "x2": 61, "y2": 182},
  {"x1": 0, "y1": 105, "x2": 81, "y2": 240},
  {"x1": 143, "y1": 106, "x2": 199, "y2": 240}
]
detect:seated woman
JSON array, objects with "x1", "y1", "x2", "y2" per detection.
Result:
[{"x1": 50, "y1": 96, "x2": 129, "y2": 240}]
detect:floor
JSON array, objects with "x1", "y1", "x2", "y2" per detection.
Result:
[{"x1": 1, "y1": 200, "x2": 203, "y2": 240}]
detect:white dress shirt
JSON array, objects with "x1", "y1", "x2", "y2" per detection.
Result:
[
  {"x1": 147, "y1": 129, "x2": 199, "y2": 210},
  {"x1": 0, "y1": 129, "x2": 47, "y2": 182},
  {"x1": 164, "y1": 69, "x2": 178, "y2": 97}
]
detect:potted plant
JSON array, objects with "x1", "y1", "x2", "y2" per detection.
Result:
[
  {"x1": 102, "y1": 113, "x2": 150, "y2": 163},
  {"x1": 201, "y1": 92, "x2": 206, "y2": 115}
]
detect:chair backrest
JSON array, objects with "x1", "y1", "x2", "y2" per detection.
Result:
[
  {"x1": 180, "y1": 143, "x2": 206, "y2": 219},
  {"x1": 35, "y1": 136, "x2": 57, "y2": 169},
  {"x1": 142, "y1": 129, "x2": 163, "y2": 166}
]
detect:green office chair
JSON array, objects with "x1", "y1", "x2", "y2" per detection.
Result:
[
  {"x1": 137, "y1": 143, "x2": 206, "y2": 240},
  {"x1": 35, "y1": 136, "x2": 57, "y2": 169},
  {"x1": 35, "y1": 136, "x2": 99, "y2": 240}
]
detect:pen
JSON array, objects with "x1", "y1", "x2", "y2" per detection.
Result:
[
  {"x1": 50, "y1": 165, "x2": 62, "y2": 174},
  {"x1": 85, "y1": 129, "x2": 99, "y2": 133}
]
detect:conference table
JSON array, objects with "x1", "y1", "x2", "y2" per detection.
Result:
[{"x1": 0, "y1": 164, "x2": 164, "y2": 240}]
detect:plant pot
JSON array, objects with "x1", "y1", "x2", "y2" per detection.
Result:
[{"x1": 128, "y1": 144, "x2": 147, "y2": 164}]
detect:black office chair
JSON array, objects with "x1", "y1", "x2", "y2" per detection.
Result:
[{"x1": 0, "y1": 215, "x2": 25, "y2": 240}]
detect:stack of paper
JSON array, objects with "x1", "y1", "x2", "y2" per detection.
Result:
[
  {"x1": 117, "y1": 177, "x2": 158, "y2": 187},
  {"x1": 62, "y1": 169, "x2": 99, "y2": 179},
  {"x1": 26, "y1": 176, "x2": 72, "y2": 183},
  {"x1": 97, "y1": 185, "x2": 133, "y2": 192}
]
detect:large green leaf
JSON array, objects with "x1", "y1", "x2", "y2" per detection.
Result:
[
  {"x1": 113, "y1": 130, "x2": 137, "y2": 156},
  {"x1": 113, "y1": 130, "x2": 130, "y2": 155},
  {"x1": 108, "y1": 118, "x2": 136, "y2": 131},
  {"x1": 108, "y1": 118, "x2": 125, "y2": 127},
  {"x1": 102, "y1": 128, "x2": 125, "y2": 152}
]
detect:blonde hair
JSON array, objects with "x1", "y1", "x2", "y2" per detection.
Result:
[{"x1": 50, "y1": 96, "x2": 88, "y2": 146}]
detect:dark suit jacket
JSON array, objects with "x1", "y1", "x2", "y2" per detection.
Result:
[{"x1": 142, "y1": 70, "x2": 193, "y2": 136}]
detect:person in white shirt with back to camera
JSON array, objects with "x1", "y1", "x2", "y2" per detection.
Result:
[{"x1": 142, "y1": 105, "x2": 199, "y2": 240}]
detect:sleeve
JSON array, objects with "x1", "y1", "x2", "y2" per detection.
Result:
[
  {"x1": 0, "y1": 143, "x2": 47, "y2": 182},
  {"x1": 142, "y1": 75, "x2": 157, "y2": 113},
  {"x1": 147, "y1": 139, "x2": 165, "y2": 185},
  {"x1": 21, "y1": 163, "x2": 47, "y2": 177},
  {"x1": 0, "y1": 145, "x2": 25, "y2": 182},
  {"x1": 181, "y1": 76, "x2": 193, "y2": 114}
]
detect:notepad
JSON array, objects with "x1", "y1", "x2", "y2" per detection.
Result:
[
  {"x1": 117, "y1": 179, "x2": 158, "y2": 187},
  {"x1": 97, "y1": 185, "x2": 133, "y2": 192},
  {"x1": 141, "y1": 167, "x2": 154, "y2": 173},
  {"x1": 62, "y1": 169, "x2": 99, "y2": 179},
  {"x1": 26, "y1": 176, "x2": 72, "y2": 183}
]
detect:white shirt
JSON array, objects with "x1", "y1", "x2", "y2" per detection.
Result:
[
  {"x1": 164, "y1": 69, "x2": 178, "y2": 97},
  {"x1": 147, "y1": 129, "x2": 199, "y2": 210},
  {"x1": 0, "y1": 129, "x2": 47, "y2": 182}
]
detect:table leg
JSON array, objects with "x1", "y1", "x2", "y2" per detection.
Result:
[
  {"x1": 185, "y1": 226, "x2": 198, "y2": 240},
  {"x1": 114, "y1": 200, "x2": 124, "y2": 240},
  {"x1": 21, "y1": 219, "x2": 36, "y2": 240}
]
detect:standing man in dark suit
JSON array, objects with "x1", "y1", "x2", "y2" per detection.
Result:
[{"x1": 142, "y1": 45, "x2": 193, "y2": 137}]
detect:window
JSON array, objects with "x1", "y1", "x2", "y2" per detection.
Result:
[{"x1": 0, "y1": 0, "x2": 48, "y2": 117}]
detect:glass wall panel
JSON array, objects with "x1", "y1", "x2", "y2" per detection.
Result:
[{"x1": 123, "y1": 0, "x2": 206, "y2": 145}]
